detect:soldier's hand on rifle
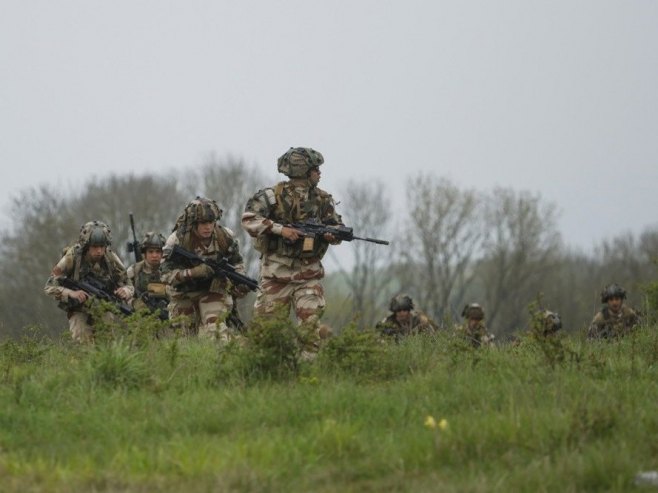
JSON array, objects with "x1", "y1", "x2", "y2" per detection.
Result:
[
  {"x1": 323, "y1": 232, "x2": 339, "y2": 244},
  {"x1": 232, "y1": 283, "x2": 251, "y2": 299},
  {"x1": 115, "y1": 286, "x2": 132, "y2": 301},
  {"x1": 185, "y1": 264, "x2": 215, "y2": 279},
  {"x1": 67, "y1": 289, "x2": 88, "y2": 304},
  {"x1": 281, "y1": 226, "x2": 303, "y2": 242}
]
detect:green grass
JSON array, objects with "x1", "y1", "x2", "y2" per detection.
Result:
[{"x1": 1, "y1": 322, "x2": 657, "y2": 492}]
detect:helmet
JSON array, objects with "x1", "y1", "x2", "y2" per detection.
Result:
[
  {"x1": 389, "y1": 294, "x2": 414, "y2": 312},
  {"x1": 601, "y1": 283, "x2": 626, "y2": 303},
  {"x1": 277, "y1": 147, "x2": 324, "y2": 178},
  {"x1": 462, "y1": 303, "x2": 484, "y2": 320},
  {"x1": 140, "y1": 232, "x2": 166, "y2": 252},
  {"x1": 542, "y1": 310, "x2": 562, "y2": 333},
  {"x1": 187, "y1": 196, "x2": 222, "y2": 223},
  {"x1": 79, "y1": 220, "x2": 111, "y2": 247}
]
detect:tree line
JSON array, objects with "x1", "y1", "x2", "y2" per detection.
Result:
[{"x1": 1, "y1": 156, "x2": 656, "y2": 338}]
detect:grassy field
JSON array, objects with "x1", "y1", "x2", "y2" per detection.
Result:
[{"x1": 1, "y1": 316, "x2": 658, "y2": 492}]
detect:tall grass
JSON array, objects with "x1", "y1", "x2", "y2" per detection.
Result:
[{"x1": 0, "y1": 318, "x2": 657, "y2": 492}]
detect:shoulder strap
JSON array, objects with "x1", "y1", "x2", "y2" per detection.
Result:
[
  {"x1": 72, "y1": 245, "x2": 83, "y2": 281},
  {"x1": 133, "y1": 261, "x2": 143, "y2": 278}
]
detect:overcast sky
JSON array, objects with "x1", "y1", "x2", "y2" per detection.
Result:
[{"x1": 2, "y1": 1, "x2": 657, "y2": 252}]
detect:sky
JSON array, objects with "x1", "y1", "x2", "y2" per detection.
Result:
[{"x1": 1, "y1": 0, "x2": 657, "y2": 252}]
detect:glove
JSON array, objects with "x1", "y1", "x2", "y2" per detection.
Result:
[
  {"x1": 187, "y1": 264, "x2": 214, "y2": 279},
  {"x1": 231, "y1": 284, "x2": 251, "y2": 299},
  {"x1": 115, "y1": 286, "x2": 133, "y2": 300}
]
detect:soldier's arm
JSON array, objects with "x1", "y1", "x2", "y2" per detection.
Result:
[
  {"x1": 587, "y1": 312, "x2": 605, "y2": 339},
  {"x1": 222, "y1": 227, "x2": 246, "y2": 275},
  {"x1": 241, "y1": 189, "x2": 285, "y2": 238},
  {"x1": 44, "y1": 250, "x2": 78, "y2": 302},
  {"x1": 109, "y1": 251, "x2": 134, "y2": 300},
  {"x1": 160, "y1": 233, "x2": 190, "y2": 286},
  {"x1": 320, "y1": 191, "x2": 344, "y2": 226},
  {"x1": 318, "y1": 191, "x2": 344, "y2": 244}
]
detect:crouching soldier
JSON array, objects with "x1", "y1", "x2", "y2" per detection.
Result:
[
  {"x1": 375, "y1": 294, "x2": 436, "y2": 341},
  {"x1": 127, "y1": 232, "x2": 169, "y2": 319},
  {"x1": 588, "y1": 283, "x2": 640, "y2": 339},
  {"x1": 161, "y1": 197, "x2": 248, "y2": 341},
  {"x1": 44, "y1": 220, "x2": 133, "y2": 343},
  {"x1": 458, "y1": 303, "x2": 495, "y2": 347}
]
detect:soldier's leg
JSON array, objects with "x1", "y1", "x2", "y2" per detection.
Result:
[
  {"x1": 68, "y1": 311, "x2": 93, "y2": 343},
  {"x1": 198, "y1": 291, "x2": 233, "y2": 341},
  {"x1": 253, "y1": 278, "x2": 293, "y2": 318},
  {"x1": 168, "y1": 295, "x2": 200, "y2": 336},
  {"x1": 292, "y1": 280, "x2": 326, "y2": 351}
]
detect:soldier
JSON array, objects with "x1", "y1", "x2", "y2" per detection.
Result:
[
  {"x1": 44, "y1": 220, "x2": 133, "y2": 343},
  {"x1": 588, "y1": 283, "x2": 640, "y2": 339},
  {"x1": 161, "y1": 197, "x2": 247, "y2": 340},
  {"x1": 539, "y1": 310, "x2": 562, "y2": 337},
  {"x1": 127, "y1": 232, "x2": 168, "y2": 318},
  {"x1": 375, "y1": 294, "x2": 436, "y2": 341},
  {"x1": 526, "y1": 309, "x2": 563, "y2": 340},
  {"x1": 458, "y1": 303, "x2": 495, "y2": 347},
  {"x1": 241, "y1": 147, "x2": 342, "y2": 351}
]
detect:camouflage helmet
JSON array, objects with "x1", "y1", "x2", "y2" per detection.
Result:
[
  {"x1": 277, "y1": 147, "x2": 324, "y2": 178},
  {"x1": 541, "y1": 310, "x2": 562, "y2": 333},
  {"x1": 601, "y1": 283, "x2": 626, "y2": 303},
  {"x1": 462, "y1": 303, "x2": 485, "y2": 320},
  {"x1": 177, "y1": 196, "x2": 222, "y2": 227},
  {"x1": 79, "y1": 220, "x2": 112, "y2": 248},
  {"x1": 389, "y1": 294, "x2": 414, "y2": 312},
  {"x1": 140, "y1": 232, "x2": 166, "y2": 252}
]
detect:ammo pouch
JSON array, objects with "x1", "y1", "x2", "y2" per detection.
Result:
[
  {"x1": 174, "y1": 278, "x2": 212, "y2": 293},
  {"x1": 263, "y1": 234, "x2": 328, "y2": 260},
  {"x1": 147, "y1": 282, "x2": 168, "y2": 299}
]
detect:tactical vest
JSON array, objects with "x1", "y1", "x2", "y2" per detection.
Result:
[
  {"x1": 172, "y1": 225, "x2": 235, "y2": 293},
  {"x1": 257, "y1": 181, "x2": 333, "y2": 259},
  {"x1": 131, "y1": 261, "x2": 165, "y2": 298},
  {"x1": 599, "y1": 306, "x2": 637, "y2": 335},
  {"x1": 67, "y1": 245, "x2": 122, "y2": 289}
]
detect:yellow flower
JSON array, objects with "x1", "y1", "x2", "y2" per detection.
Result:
[
  {"x1": 424, "y1": 415, "x2": 437, "y2": 429},
  {"x1": 438, "y1": 418, "x2": 449, "y2": 431}
]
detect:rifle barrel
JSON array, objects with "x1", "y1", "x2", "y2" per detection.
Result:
[{"x1": 352, "y1": 235, "x2": 390, "y2": 245}]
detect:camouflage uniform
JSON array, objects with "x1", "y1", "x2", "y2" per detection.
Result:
[
  {"x1": 588, "y1": 306, "x2": 640, "y2": 339},
  {"x1": 537, "y1": 310, "x2": 562, "y2": 337},
  {"x1": 126, "y1": 232, "x2": 168, "y2": 317},
  {"x1": 376, "y1": 294, "x2": 436, "y2": 341},
  {"x1": 588, "y1": 283, "x2": 640, "y2": 340},
  {"x1": 161, "y1": 198, "x2": 245, "y2": 340},
  {"x1": 44, "y1": 221, "x2": 133, "y2": 342},
  {"x1": 241, "y1": 147, "x2": 342, "y2": 346},
  {"x1": 457, "y1": 303, "x2": 494, "y2": 347}
]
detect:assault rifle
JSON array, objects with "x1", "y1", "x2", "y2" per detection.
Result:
[
  {"x1": 126, "y1": 212, "x2": 143, "y2": 263},
  {"x1": 60, "y1": 277, "x2": 134, "y2": 316},
  {"x1": 288, "y1": 219, "x2": 389, "y2": 245},
  {"x1": 168, "y1": 245, "x2": 260, "y2": 292},
  {"x1": 139, "y1": 292, "x2": 169, "y2": 321}
]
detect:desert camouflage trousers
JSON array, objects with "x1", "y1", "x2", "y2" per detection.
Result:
[
  {"x1": 254, "y1": 277, "x2": 326, "y2": 351},
  {"x1": 67, "y1": 310, "x2": 123, "y2": 343},
  {"x1": 168, "y1": 289, "x2": 234, "y2": 341}
]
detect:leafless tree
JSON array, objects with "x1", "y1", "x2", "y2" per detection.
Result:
[
  {"x1": 477, "y1": 187, "x2": 562, "y2": 335},
  {"x1": 400, "y1": 175, "x2": 484, "y2": 324},
  {"x1": 330, "y1": 180, "x2": 394, "y2": 329}
]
